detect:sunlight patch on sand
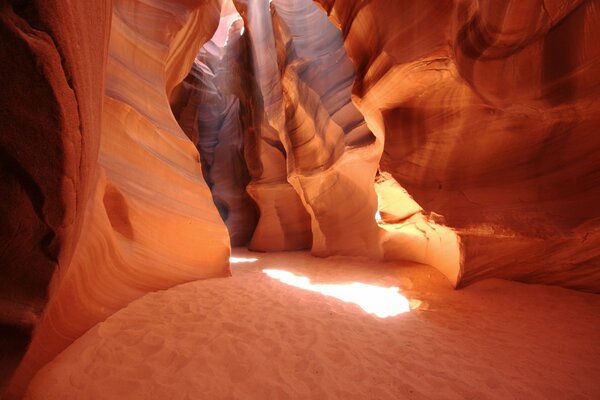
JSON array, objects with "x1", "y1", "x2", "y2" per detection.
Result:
[
  {"x1": 229, "y1": 256, "x2": 259, "y2": 263},
  {"x1": 263, "y1": 269, "x2": 411, "y2": 318}
]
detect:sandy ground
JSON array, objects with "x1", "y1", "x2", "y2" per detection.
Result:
[{"x1": 25, "y1": 250, "x2": 600, "y2": 399}]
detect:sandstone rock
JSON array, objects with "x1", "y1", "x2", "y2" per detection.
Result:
[
  {"x1": 233, "y1": 0, "x2": 382, "y2": 257},
  {"x1": 172, "y1": 12, "x2": 258, "y2": 247},
  {"x1": 3, "y1": 1, "x2": 230, "y2": 397},
  {"x1": 316, "y1": 0, "x2": 600, "y2": 291},
  {"x1": 374, "y1": 172, "x2": 422, "y2": 224},
  {"x1": 3, "y1": 1, "x2": 600, "y2": 395},
  {"x1": 0, "y1": 0, "x2": 111, "y2": 391}
]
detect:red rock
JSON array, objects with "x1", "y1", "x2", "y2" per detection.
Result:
[
  {"x1": 2, "y1": 1, "x2": 230, "y2": 397},
  {"x1": 2, "y1": 0, "x2": 599, "y2": 396},
  {"x1": 316, "y1": 0, "x2": 600, "y2": 291}
]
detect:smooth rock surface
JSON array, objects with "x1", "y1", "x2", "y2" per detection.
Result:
[
  {"x1": 232, "y1": 0, "x2": 382, "y2": 257},
  {"x1": 172, "y1": 11, "x2": 258, "y2": 246},
  {"x1": 315, "y1": 0, "x2": 600, "y2": 291},
  {"x1": 3, "y1": 0, "x2": 600, "y2": 396},
  {"x1": 0, "y1": 0, "x2": 111, "y2": 391},
  {"x1": 3, "y1": 1, "x2": 231, "y2": 397}
]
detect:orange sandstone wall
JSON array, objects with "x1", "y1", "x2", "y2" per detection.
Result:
[
  {"x1": 2, "y1": 0, "x2": 230, "y2": 397},
  {"x1": 315, "y1": 0, "x2": 600, "y2": 291},
  {"x1": 174, "y1": 0, "x2": 462, "y2": 283},
  {"x1": 3, "y1": 1, "x2": 600, "y2": 395},
  {"x1": 0, "y1": 0, "x2": 111, "y2": 391},
  {"x1": 231, "y1": 0, "x2": 383, "y2": 257}
]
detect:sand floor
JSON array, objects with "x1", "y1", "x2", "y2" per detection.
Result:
[{"x1": 25, "y1": 250, "x2": 600, "y2": 399}]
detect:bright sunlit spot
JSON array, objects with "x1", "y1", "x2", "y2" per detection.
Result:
[
  {"x1": 229, "y1": 256, "x2": 259, "y2": 263},
  {"x1": 262, "y1": 269, "x2": 411, "y2": 318}
]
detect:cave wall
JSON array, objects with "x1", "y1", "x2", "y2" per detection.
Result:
[
  {"x1": 172, "y1": 13, "x2": 259, "y2": 247},
  {"x1": 2, "y1": 0, "x2": 599, "y2": 396},
  {"x1": 172, "y1": 0, "x2": 461, "y2": 282},
  {"x1": 315, "y1": 0, "x2": 600, "y2": 291},
  {"x1": 174, "y1": 0, "x2": 386, "y2": 254},
  {"x1": 174, "y1": 0, "x2": 599, "y2": 289},
  {"x1": 0, "y1": 0, "x2": 112, "y2": 390},
  {"x1": 226, "y1": 0, "x2": 384, "y2": 257},
  {"x1": 2, "y1": 0, "x2": 231, "y2": 397}
]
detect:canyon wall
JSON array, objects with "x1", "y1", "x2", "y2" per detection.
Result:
[
  {"x1": 2, "y1": 0, "x2": 600, "y2": 396},
  {"x1": 172, "y1": 13, "x2": 259, "y2": 247},
  {"x1": 184, "y1": 0, "x2": 386, "y2": 257},
  {"x1": 174, "y1": 0, "x2": 599, "y2": 289},
  {"x1": 175, "y1": 0, "x2": 387, "y2": 255},
  {"x1": 268, "y1": 0, "x2": 382, "y2": 258},
  {"x1": 315, "y1": 0, "x2": 600, "y2": 291},
  {"x1": 0, "y1": 0, "x2": 112, "y2": 390},
  {"x1": 2, "y1": 0, "x2": 230, "y2": 397}
]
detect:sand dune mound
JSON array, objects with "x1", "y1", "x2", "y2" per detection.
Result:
[{"x1": 25, "y1": 250, "x2": 600, "y2": 400}]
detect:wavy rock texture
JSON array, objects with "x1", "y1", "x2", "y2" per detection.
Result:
[
  {"x1": 233, "y1": 0, "x2": 314, "y2": 252},
  {"x1": 172, "y1": 0, "x2": 459, "y2": 280},
  {"x1": 172, "y1": 12, "x2": 258, "y2": 247},
  {"x1": 3, "y1": 0, "x2": 230, "y2": 397},
  {"x1": 175, "y1": 1, "x2": 313, "y2": 253},
  {"x1": 0, "y1": 0, "x2": 111, "y2": 391},
  {"x1": 315, "y1": 0, "x2": 600, "y2": 291},
  {"x1": 226, "y1": 0, "x2": 383, "y2": 257},
  {"x1": 3, "y1": 0, "x2": 600, "y2": 396}
]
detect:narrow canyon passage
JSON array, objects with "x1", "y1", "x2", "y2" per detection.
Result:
[
  {"x1": 2, "y1": 0, "x2": 600, "y2": 398},
  {"x1": 171, "y1": 0, "x2": 463, "y2": 285},
  {"x1": 24, "y1": 250, "x2": 600, "y2": 399},
  {"x1": 172, "y1": 0, "x2": 381, "y2": 254}
]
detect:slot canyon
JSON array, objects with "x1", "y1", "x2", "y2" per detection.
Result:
[{"x1": 1, "y1": 0, "x2": 599, "y2": 398}]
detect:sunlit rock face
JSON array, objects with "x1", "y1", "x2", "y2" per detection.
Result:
[
  {"x1": 2, "y1": 0, "x2": 600, "y2": 395},
  {"x1": 174, "y1": 0, "x2": 460, "y2": 277},
  {"x1": 175, "y1": 0, "x2": 385, "y2": 255},
  {"x1": 2, "y1": 0, "x2": 231, "y2": 397},
  {"x1": 315, "y1": 0, "x2": 600, "y2": 291}
]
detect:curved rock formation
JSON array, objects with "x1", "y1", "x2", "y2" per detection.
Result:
[
  {"x1": 172, "y1": 12, "x2": 258, "y2": 247},
  {"x1": 231, "y1": 0, "x2": 383, "y2": 257},
  {"x1": 233, "y1": 0, "x2": 315, "y2": 252},
  {"x1": 172, "y1": 0, "x2": 460, "y2": 280},
  {"x1": 2, "y1": 0, "x2": 230, "y2": 397},
  {"x1": 2, "y1": 0, "x2": 600, "y2": 396},
  {"x1": 315, "y1": 0, "x2": 600, "y2": 291},
  {"x1": 0, "y1": 0, "x2": 111, "y2": 390}
]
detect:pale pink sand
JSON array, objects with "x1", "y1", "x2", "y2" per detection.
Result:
[{"x1": 25, "y1": 250, "x2": 600, "y2": 399}]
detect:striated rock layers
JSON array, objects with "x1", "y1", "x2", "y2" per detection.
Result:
[
  {"x1": 173, "y1": 0, "x2": 599, "y2": 288},
  {"x1": 264, "y1": 0, "x2": 382, "y2": 258},
  {"x1": 2, "y1": 0, "x2": 230, "y2": 397},
  {"x1": 174, "y1": 0, "x2": 461, "y2": 282},
  {"x1": 2, "y1": 0, "x2": 599, "y2": 396},
  {"x1": 171, "y1": 11, "x2": 258, "y2": 247},
  {"x1": 176, "y1": 0, "x2": 385, "y2": 257},
  {"x1": 0, "y1": 0, "x2": 111, "y2": 391},
  {"x1": 315, "y1": 0, "x2": 600, "y2": 291}
]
